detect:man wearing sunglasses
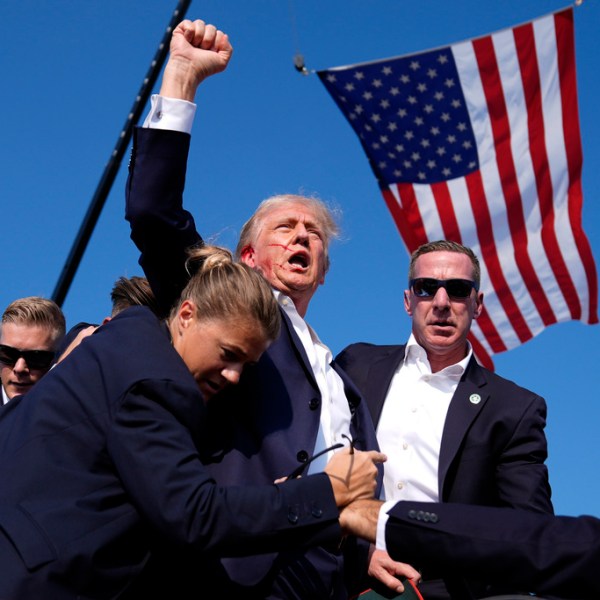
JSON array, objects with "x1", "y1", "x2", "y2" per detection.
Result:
[
  {"x1": 335, "y1": 240, "x2": 552, "y2": 599},
  {"x1": 0, "y1": 296, "x2": 65, "y2": 404}
]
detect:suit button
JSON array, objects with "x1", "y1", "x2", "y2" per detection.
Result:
[
  {"x1": 430, "y1": 513, "x2": 439, "y2": 523},
  {"x1": 408, "y1": 510, "x2": 417, "y2": 519},
  {"x1": 423, "y1": 512, "x2": 431, "y2": 522},
  {"x1": 296, "y1": 450, "x2": 309, "y2": 463},
  {"x1": 417, "y1": 510, "x2": 425, "y2": 521},
  {"x1": 311, "y1": 505, "x2": 323, "y2": 518},
  {"x1": 309, "y1": 398, "x2": 320, "y2": 410}
]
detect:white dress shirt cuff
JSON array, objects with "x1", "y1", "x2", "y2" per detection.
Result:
[
  {"x1": 142, "y1": 95, "x2": 196, "y2": 134},
  {"x1": 376, "y1": 500, "x2": 397, "y2": 551}
]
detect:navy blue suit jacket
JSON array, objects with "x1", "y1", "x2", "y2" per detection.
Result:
[
  {"x1": 335, "y1": 342, "x2": 552, "y2": 598},
  {"x1": 335, "y1": 342, "x2": 552, "y2": 512},
  {"x1": 0, "y1": 307, "x2": 341, "y2": 599},
  {"x1": 385, "y1": 501, "x2": 600, "y2": 600},
  {"x1": 125, "y1": 127, "x2": 380, "y2": 598}
]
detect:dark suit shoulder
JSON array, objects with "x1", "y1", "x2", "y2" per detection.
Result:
[
  {"x1": 335, "y1": 342, "x2": 404, "y2": 366},
  {"x1": 468, "y1": 360, "x2": 545, "y2": 407}
]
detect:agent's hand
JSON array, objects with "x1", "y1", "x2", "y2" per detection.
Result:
[
  {"x1": 367, "y1": 547, "x2": 421, "y2": 595},
  {"x1": 324, "y1": 448, "x2": 386, "y2": 507},
  {"x1": 160, "y1": 19, "x2": 233, "y2": 102}
]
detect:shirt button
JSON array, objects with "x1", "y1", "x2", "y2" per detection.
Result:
[
  {"x1": 309, "y1": 398, "x2": 320, "y2": 410},
  {"x1": 402, "y1": 442, "x2": 408, "y2": 450},
  {"x1": 411, "y1": 406, "x2": 417, "y2": 413},
  {"x1": 156, "y1": 110, "x2": 163, "y2": 120},
  {"x1": 397, "y1": 481, "x2": 404, "y2": 490}
]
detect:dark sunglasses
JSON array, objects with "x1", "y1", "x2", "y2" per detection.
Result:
[
  {"x1": 287, "y1": 434, "x2": 355, "y2": 480},
  {"x1": 410, "y1": 277, "x2": 478, "y2": 299},
  {"x1": 0, "y1": 344, "x2": 55, "y2": 370}
]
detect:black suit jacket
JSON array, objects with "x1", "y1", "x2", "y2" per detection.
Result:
[
  {"x1": 335, "y1": 342, "x2": 552, "y2": 512},
  {"x1": 0, "y1": 307, "x2": 341, "y2": 599},
  {"x1": 385, "y1": 501, "x2": 600, "y2": 600},
  {"x1": 335, "y1": 342, "x2": 552, "y2": 598},
  {"x1": 125, "y1": 127, "x2": 380, "y2": 598}
]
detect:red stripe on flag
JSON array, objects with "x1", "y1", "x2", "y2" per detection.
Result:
[
  {"x1": 382, "y1": 185, "x2": 428, "y2": 251},
  {"x1": 465, "y1": 171, "x2": 533, "y2": 344},
  {"x1": 468, "y1": 331, "x2": 494, "y2": 370},
  {"x1": 472, "y1": 35, "x2": 557, "y2": 328},
  {"x1": 431, "y1": 181, "x2": 462, "y2": 241},
  {"x1": 514, "y1": 21, "x2": 575, "y2": 322},
  {"x1": 554, "y1": 9, "x2": 599, "y2": 324},
  {"x1": 473, "y1": 305, "x2": 507, "y2": 355}
]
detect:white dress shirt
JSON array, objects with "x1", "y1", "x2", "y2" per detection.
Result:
[
  {"x1": 275, "y1": 291, "x2": 352, "y2": 473},
  {"x1": 377, "y1": 334, "x2": 471, "y2": 502}
]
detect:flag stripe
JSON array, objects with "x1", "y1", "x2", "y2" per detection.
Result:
[
  {"x1": 431, "y1": 181, "x2": 462, "y2": 241},
  {"x1": 465, "y1": 170, "x2": 531, "y2": 346},
  {"x1": 472, "y1": 35, "x2": 557, "y2": 329},
  {"x1": 555, "y1": 9, "x2": 599, "y2": 324},
  {"x1": 515, "y1": 21, "x2": 580, "y2": 322}
]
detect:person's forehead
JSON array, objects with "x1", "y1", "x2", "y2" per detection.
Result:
[
  {"x1": 262, "y1": 202, "x2": 322, "y2": 226},
  {"x1": 414, "y1": 251, "x2": 474, "y2": 277},
  {"x1": 0, "y1": 322, "x2": 56, "y2": 350}
]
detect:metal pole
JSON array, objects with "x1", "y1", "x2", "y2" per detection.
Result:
[{"x1": 52, "y1": 0, "x2": 193, "y2": 306}]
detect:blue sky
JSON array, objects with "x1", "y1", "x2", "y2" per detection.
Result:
[{"x1": 1, "y1": 0, "x2": 598, "y2": 517}]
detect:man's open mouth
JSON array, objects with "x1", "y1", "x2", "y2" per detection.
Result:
[{"x1": 288, "y1": 252, "x2": 309, "y2": 269}]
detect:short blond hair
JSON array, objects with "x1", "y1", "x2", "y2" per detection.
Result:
[{"x1": 1, "y1": 296, "x2": 66, "y2": 345}]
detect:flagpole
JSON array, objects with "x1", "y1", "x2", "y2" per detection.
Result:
[{"x1": 51, "y1": 0, "x2": 192, "y2": 307}]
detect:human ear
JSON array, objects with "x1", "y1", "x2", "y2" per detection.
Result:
[
  {"x1": 403, "y1": 290, "x2": 412, "y2": 316},
  {"x1": 178, "y1": 300, "x2": 197, "y2": 329},
  {"x1": 240, "y1": 245, "x2": 255, "y2": 267}
]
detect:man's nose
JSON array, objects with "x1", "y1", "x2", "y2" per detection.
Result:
[
  {"x1": 432, "y1": 286, "x2": 451, "y2": 308},
  {"x1": 222, "y1": 364, "x2": 243, "y2": 385},
  {"x1": 293, "y1": 224, "x2": 309, "y2": 245},
  {"x1": 13, "y1": 357, "x2": 29, "y2": 373}
]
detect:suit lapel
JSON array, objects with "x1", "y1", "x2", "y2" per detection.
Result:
[
  {"x1": 438, "y1": 358, "x2": 488, "y2": 499},
  {"x1": 367, "y1": 346, "x2": 407, "y2": 425}
]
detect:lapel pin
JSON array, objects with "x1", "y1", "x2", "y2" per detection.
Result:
[{"x1": 469, "y1": 393, "x2": 482, "y2": 405}]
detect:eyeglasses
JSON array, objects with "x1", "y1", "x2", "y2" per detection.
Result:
[
  {"x1": 409, "y1": 278, "x2": 478, "y2": 299},
  {"x1": 0, "y1": 344, "x2": 55, "y2": 370},
  {"x1": 287, "y1": 434, "x2": 355, "y2": 479}
]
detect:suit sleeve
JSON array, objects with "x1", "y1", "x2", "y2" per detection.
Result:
[
  {"x1": 125, "y1": 127, "x2": 204, "y2": 317},
  {"x1": 107, "y1": 379, "x2": 342, "y2": 556},
  {"x1": 384, "y1": 501, "x2": 600, "y2": 600},
  {"x1": 495, "y1": 392, "x2": 553, "y2": 514}
]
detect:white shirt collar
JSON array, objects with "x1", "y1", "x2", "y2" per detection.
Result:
[{"x1": 404, "y1": 333, "x2": 472, "y2": 377}]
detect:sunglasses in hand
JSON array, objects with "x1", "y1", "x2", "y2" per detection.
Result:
[{"x1": 287, "y1": 434, "x2": 355, "y2": 479}]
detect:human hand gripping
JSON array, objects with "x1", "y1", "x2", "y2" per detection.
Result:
[
  {"x1": 160, "y1": 19, "x2": 234, "y2": 102},
  {"x1": 324, "y1": 448, "x2": 386, "y2": 507},
  {"x1": 367, "y1": 547, "x2": 421, "y2": 595}
]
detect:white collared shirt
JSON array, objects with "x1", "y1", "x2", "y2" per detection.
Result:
[
  {"x1": 275, "y1": 291, "x2": 352, "y2": 473},
  {"x1": 377, "y1": 334, "x2": 471, "y2": 502},
  {"x1": 1, "y1": 385, "x2": 9, "y2": 405}
]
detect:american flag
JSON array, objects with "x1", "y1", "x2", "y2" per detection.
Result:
[{"x1": 318, "y1": 7, "x2": 597, "y2": 369}]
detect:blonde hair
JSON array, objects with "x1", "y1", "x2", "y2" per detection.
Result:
[
  {"x1": 1, "y1": 296, "x2": 66, "y2": 345},
  {"x1": 170, "y1": 245, "x2": 280, "y2": 342}
]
